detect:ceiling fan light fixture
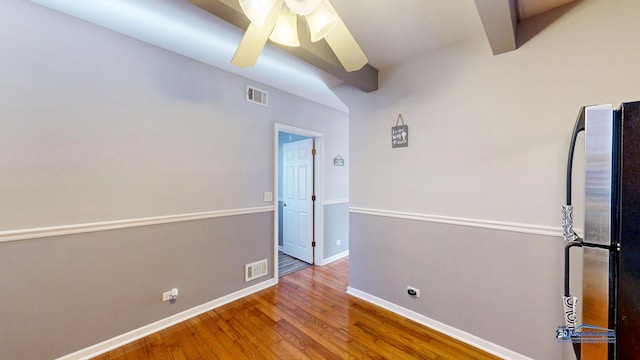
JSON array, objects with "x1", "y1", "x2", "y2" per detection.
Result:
[
  {"x1": 306, "y1": 2, "x2": 338, "y2": 42},
  {"x1": 239, "y1": 0, "x2": 277, "y2": 27},
  {"x1": 283, "y1": 0, "x2": 321, "y2": 15},
  {"x1": 268, "y1": 10, "x2": 300, "y2": 47}
]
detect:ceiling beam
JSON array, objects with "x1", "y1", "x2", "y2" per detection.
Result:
[
  {"x1": 474, "y1": 0, "x2": 517, "y2": 55},
  {"x1": 188, "y1": 0, "x2": 379, "y2": 92}
]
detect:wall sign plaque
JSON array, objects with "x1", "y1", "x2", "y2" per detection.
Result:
[{"x1": 392, "y1": 114, "x2": 408, "y2": 148}]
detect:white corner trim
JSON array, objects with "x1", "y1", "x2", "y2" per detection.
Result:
[
  {"x1": 346, "y1": 287, "x2": 534, "y2": 360},
  {"x1": 0, "y1": 206, "x2": 275, "y2": 243},
  {"x1": 349, "y1": 207, "x2": 561, "y2": 237},
  {"x1": 320, "y1": 250, "x2": 349, "y2": 265},
  {"x1": 56, "y1": 279, "x2": 277, "y2": 360},
  {"x1": 323, "y1": 199, "x2": 349, "y2": 206}
]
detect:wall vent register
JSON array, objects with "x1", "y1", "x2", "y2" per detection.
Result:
[
  {"x1": 246, "y1": 85, "x2": 268, "y2": 106},
  {"x1": 245, "y1": 259, "x2": 268, "y2": 281}
]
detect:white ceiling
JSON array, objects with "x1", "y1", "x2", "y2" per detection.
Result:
[
  {"x1": 516, "y1": 0, "x2": 575, "y2": 20},
  {"x1": 330, "y1": 0, "x2": 485, "y2": 70},
  {"x1": 30, "y1": 0, "x2": 575, "y2": 110},
  {"x1": 330, "y1": 0, "x2": 574, "y2": 69}
]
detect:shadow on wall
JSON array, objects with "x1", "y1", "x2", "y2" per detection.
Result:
[{"x1": 517, "y1": 0, "x2": 583, "y2": 48}]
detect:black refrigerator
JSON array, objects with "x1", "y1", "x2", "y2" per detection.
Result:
[{"x1": 562, "y1": 101, "x2": 640, "y2": 359}]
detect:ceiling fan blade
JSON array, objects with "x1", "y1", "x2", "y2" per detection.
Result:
[
  {"x1": 322, "y1": 2, "x2": 368, "y2": 72},
  {"x1": 231, "y1": 0, "x2": 281, "y2": 67},
  {"x1": 218, "y1": 0, "x2": 241, "y2": 11}
]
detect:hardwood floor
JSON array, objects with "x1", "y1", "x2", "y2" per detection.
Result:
[{"x1": 93, "y1": 257, "x2": 499, "y2": 359}]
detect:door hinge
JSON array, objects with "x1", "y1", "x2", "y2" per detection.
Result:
[
  {"x1": 312, "y1": 148, "x2": 316, "y2": 156},
  {"x1": 312, "y1": 195, "x2": 316, "y2": 201},
  {"x1": 312, "y1": 241, "x2": 316, "y2": 248}
]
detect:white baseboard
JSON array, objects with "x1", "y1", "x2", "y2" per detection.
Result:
[
  {"x1": 57, "y1": 279, "x2": 277, "y2": 360},
  {"x1": 346, "y1": 287, "x2": 533, "y2": 360},
  {"x1": 321, "y1": 250, "x2": 349, "y2": 265}
]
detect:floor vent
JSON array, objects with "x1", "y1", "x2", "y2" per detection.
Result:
[
  {"x1": 245, "y1": 259, "x2": 268, "y2": 282},
  {"x1": 246, "y1": 85, "x2": 268, "y2": 106}
]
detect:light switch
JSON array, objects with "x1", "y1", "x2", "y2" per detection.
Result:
[{"x1": 263, "y1": 192, "x2": 273, "y2": 202}]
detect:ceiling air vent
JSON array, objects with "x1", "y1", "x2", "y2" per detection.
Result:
[
  {"x1": 246, "y1": 85, "x2": 268, "y2": 107},
  {"x1": 245, "y1": 259, "x2": 268, "y2": 282}
]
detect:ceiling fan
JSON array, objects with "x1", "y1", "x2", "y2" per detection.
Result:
[{"x1": 219, "y1": 0, "x2": 368, "y2": 72}]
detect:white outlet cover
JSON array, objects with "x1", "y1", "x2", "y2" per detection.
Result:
[
  {"x1": 407, "y1": 286, "x2": 421, "y2": 298},
  {"x1": 263, "y1": 192, "x2": 273, "y2": 202},
  {"x1": 163, "y1": 288, "x2": 179, "y2": 301}
]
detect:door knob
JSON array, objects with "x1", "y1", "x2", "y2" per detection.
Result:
[{"x1": 283, "y1": 202, "x2": 287, "y2": 206}]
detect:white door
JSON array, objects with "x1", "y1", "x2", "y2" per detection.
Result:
[{"x1": 282, "y1": 138, "x2": 314, "y2": 263}]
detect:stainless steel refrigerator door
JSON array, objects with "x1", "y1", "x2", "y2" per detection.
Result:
[
  {"x1": 584, "y1": 104, "x2": 614, "y2": 247},
  {"x1": 582, "y1": 104, "x2": 614, "y2": 359},
  {"x1": 582, "y1": 247, "x2": 611, "y2": 359}
]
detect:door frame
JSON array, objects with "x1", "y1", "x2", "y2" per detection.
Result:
[{"x1": 274, "y1": 123, "x2": 324, "y2": 281}]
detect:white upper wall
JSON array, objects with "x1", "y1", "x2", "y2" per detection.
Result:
[
  {"x1": 29, "y1": 0, "x2": 349, "y2": 112},
  {"x1": 335, "y1": 0, "x2": 640, "y2": 228},
  {"x1": 0, "y1": 0, "x2": 349, "y2": 231}
]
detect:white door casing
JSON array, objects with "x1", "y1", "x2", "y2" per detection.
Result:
[{"x1": 282, "y1": 138, "x2": 314, "y2": 263}]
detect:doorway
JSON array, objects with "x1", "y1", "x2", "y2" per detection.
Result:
[{"x1": 274, "y1": 124, "x2": 323, "y2": 280}]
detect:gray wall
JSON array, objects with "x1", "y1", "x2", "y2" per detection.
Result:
[
  {"x1": 350, "y1": 214, "x2": 563, "y2": 360},
  {"x1": 334, "y1": 0, "x2": 640, "y2": 359},
  {"x1": 0, "y1": 0, "x2": 350, "y2": 231},
  {"x1": 323, "y1": 202, "x2": 350, "y2": 259},
  {"x1": 0, "y1": 213, "x2": 272, "y2": 360},
  {"x1": 0, "y1": 0, "x2": 349, "y2": 358}
]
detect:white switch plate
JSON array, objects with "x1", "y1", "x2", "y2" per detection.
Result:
[
  {"x1": 263, "y1": 192, "x2": 273, "y2": 202},
  {"x1": 336, "y1": 239, "x2": 342, "y2": 245}
]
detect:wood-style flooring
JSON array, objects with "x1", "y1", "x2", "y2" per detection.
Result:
[{"x1": 93, "y1": 257, "x2": 499, "y2": 359}]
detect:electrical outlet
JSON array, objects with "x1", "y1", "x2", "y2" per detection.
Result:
[
  {"x1": 263, "y1": 192, "x2": 273, "y2": 202},
  {"x1": 407, "y1": 286, "x2": 420, "y2": 298},
  {"x1": 162, "y1": 288, "x2": 179, "y2": 302},
  {"x1": 336, "y1": 239, "x2": 342, "y2": 245}
]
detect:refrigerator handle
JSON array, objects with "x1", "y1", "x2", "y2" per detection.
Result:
[
  {"x1": 562, "y1": 205, "x2": 578, "y2": 242},
  {"x1": 566, "y1": 106, "x2": 586, "y2": 205},
  {"x1": 564, "y1": 240, "x2": 583, "y2": 297},
  {"x1": 562, "y1": 106, "x2": 588, "y2": 360}
]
